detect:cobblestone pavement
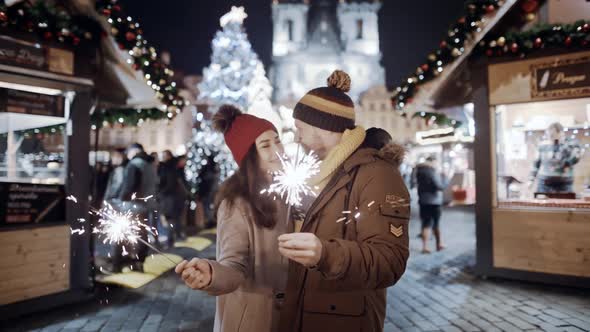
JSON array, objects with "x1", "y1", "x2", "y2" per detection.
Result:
[{"x1": 4, "y1": 206, "x2": 590, "y2": 332}]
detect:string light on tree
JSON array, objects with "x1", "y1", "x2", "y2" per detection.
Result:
[
  {"x1": 187, "y1": 6, "x2": 286, "y2": 208},
  {"x1": 185, "y1": 118, "x2": 237, "y2": 202},
  {"x1": 198, "y1": 5, "x2": 280, "y2": 122}
]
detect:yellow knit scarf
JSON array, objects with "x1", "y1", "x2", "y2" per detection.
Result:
[{"x1": 310, "y1": 126, "x2": 366, "y2": 192}]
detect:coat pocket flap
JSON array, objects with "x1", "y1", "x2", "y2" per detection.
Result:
[
  {"x1": 379, "y1": 204, "x2": 409, "y2": 221},
  {"x1": 303, "y1": 292, "x2": 365, "y2": 316}
]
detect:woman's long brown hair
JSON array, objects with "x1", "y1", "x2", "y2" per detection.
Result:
[{"x1": 214, "y1": 145, "x2": 277, "y2": 229}]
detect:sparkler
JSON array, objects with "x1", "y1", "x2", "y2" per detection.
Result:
[
  {"x1": 89, "y1": 202, "x2": 181, "y2": 265},
  {"x1": 69, "y1": 195, "x2": 182, "y2": 266},
  {"x1": 261, "y1": 144, "x2": 321, "y2": 225}
]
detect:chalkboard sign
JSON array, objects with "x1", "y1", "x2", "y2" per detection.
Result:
[
  {"x1": 0, "y1": 88, "x2": 64, "y2": 117},
  {"x1": 0, "y1": 183, "x2": 66, "y2": 226}
]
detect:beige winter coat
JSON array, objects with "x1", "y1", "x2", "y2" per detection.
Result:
[{"x1": 203, "y1": 198, "x2": 290, "y2": 332}]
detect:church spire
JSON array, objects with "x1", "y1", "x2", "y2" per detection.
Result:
[{"x1": 307, "y1": 0, "x2": 342, "y2": 51}]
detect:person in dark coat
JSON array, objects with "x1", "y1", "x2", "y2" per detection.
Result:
[
  {"x1": 158, "y1": 150, "x2": 189, "y2": 246},
  {"x1": 413, "y1": 155, "x2": 450, "y2": 253},
  {"x1": 104, "y1": 149, "x2": 127, "y2": 202},
  {"x1": 113, "y1": 143, "x2": 158, "y2": 272}
]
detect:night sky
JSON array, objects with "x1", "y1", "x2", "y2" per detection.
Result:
[{"x1": 120, "y1": 0, "x2": 466, "y2": 89}]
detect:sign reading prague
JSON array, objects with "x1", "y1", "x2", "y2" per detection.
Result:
[{"x1": 531, "y1": 55, "x2": 590, "y2": 100}]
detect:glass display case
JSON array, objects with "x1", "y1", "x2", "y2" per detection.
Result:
[
  {"x1": 0, "y1": 88, "x2": 68, "y2": 185},
  {"x1": 494, "y1": 97, "x2": 590, "y2": 210}
]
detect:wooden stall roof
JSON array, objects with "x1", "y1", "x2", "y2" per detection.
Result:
[
  {"x1": 404, "y1": 0, "x2": 519, "y2": 113},
  {"x1": 69, "y1": 0, "x2": 162, "y2": 110}
]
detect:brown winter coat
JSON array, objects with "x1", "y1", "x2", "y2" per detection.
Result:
[
  {"x1": 203, "y1": 198, "x2": 291, "y2": 332},
  {"x1": 279, "y1": 144, "x2": 411, "y2": 332}
]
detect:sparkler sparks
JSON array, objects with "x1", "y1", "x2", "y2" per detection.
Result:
[
  {"x1": 91, "y1": 203, "x2": 143, "y2": 245},
  {"x1": 67, "y1": 194, "x2": 182, "y2": 266},
  {"x1": 131, "y1": 193, "x2": 154, "y2": 202},
  {"x1": 89, "y1": 203, "x2": 180, "y2": 265},
  {"x1": 336, "y1": 201, "x2": 380, "y2": 224},
  {"x1": 261, "y1": 149, "x2": 321, "y2": 208},
  {"x1": 70, "y1": 228, "x2": 85, "y2": 235}
]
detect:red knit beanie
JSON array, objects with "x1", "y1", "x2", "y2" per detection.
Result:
[{"x1": 213, "y1": 105, "x2": 277, "y2": 166}]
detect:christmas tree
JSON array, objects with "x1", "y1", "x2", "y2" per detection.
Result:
[
  {"x1": 185, "y1": 118, "x2": 236, "y2": 199},
  {"x1": 198, "y1": 6, "x2": 261, "y2": 111},
  {"x1": 246, "y1": 62, "x2": 283, "y2": 131}
]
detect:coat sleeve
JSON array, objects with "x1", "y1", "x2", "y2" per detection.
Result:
[
  {"x1": 118, "y1": 164, "x2": 140, "y2": 201},
  {"x1": 203, "y1": 200, "x2": 251, "y2": 296},
  {"x1": 315, "y1": 163, "x2": 410, "y2": 290},
  {"x1": 563, "y1": 141, "x2": 582, "y2": 168},
  {"x1": 430, "y1": 169, "x2": 448, "y2": 191}
]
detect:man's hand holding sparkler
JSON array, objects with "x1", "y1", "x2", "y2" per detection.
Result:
[
  {"x1": 278, "y1": 232, "x2": 323, "y2": 268},
  {"x1": 175, "y1": 258, "x2": 212, "y2": 290}
]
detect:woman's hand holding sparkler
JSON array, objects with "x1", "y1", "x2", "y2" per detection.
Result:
[
  {"x1": 175, "y1": 258, "x2": 213, "y2": 290},
  {"x1": 278, "y1": 232, "x2": 323, "y2": 268}
]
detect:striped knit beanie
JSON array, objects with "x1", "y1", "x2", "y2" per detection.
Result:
[{"x1": 293, "y1": 70, "x2": 355, "y2": 133}]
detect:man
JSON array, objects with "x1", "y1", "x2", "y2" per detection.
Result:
[
  {"x1": 158, "y1": 151, "x2": 189, "y2": 246},
  {"x1": 529, "y1": 122, "x2": 581, "y2": 193},
  {"x1": 104, "y1": 148, "x2": 128, "y2": 202},
  {"x1": 277, "y1": 70, "x2": 410, "y2": 332},
  {"x1": 413, "y1": 155, "x2": 450, "y2": 253},
  {"x1": 114, "y1": 143, "x2": 158, "y2": 272}
]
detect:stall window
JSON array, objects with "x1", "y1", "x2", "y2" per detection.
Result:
[
  {"x1": 356, "y1": 19, "x2": 364, "y2": 40},
  {"x1": 0, "y1": 88, "x2": 67, "y2": 185},
  {"x1": 286, "y1": 19, "x2": 294, "y2": 42},
  {"x1": 494, "y1": 97, "x2": 590, "y2": 208}
]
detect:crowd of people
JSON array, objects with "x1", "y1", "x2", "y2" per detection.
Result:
[{"x1": 94, "y1": 143, "x2": 190, "y2": 272}]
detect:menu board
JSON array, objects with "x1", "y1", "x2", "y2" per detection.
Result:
[
  {"x1": 0, "y1": 88, "x2": 64, "y2": 117},
  {"x1": 0, "y1": 182, "x2": 66, "y2": 226}
]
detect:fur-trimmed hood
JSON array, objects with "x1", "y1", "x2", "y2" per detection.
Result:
[{"x1": 377, "y1": 143, "x2": 406, "y2": 167}]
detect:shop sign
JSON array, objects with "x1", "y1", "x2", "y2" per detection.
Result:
[
  {"x1": 531, "y1": 55, "x2": 590, "y2": 100},
  {"x1": 0, "y1": 88, "x2": 64, "y2": 117},
  {"x1": 0, "y1": 183, "x2": 66, "y2": 226},
  {"x1": 0, "y1": 36, "x2": 74, "y2": 75}
]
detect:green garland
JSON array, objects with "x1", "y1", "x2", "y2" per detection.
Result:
[
  {"x1": 477, "y1": 20, "x2": 590, "y2": 57},
  {"x1": 0, "y1": 123, "x2": 65, "y2": 138},
  {"x1": 95, "y1": 0, "x2": 187, "y2": 122},
  {"x1": 91, "y1": 108, "x2": 172, "y2": 128},
  {"x1": 391, "y1": 0, "x2": 590, "y2": 129},
  {"x1": 0, "y1": 0, "x2": 187, "y2": 127},
  {"x1": 413, "y1": 112, "x2": 462, "y2": 128},
  {"x1": 0, "y1": 0, "x2": 101, "y2": 46},
  {"x1": 391, "y1": 0, "x2": 504, "y2": 111}
]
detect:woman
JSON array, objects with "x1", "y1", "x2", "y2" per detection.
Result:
[{"x1": 175, "y1": 105, "x2": 289, "y2": 332}]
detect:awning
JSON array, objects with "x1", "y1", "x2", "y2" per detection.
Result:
[{"x1": 70, "y1": 0, "x2": 162, "y2": 110}]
